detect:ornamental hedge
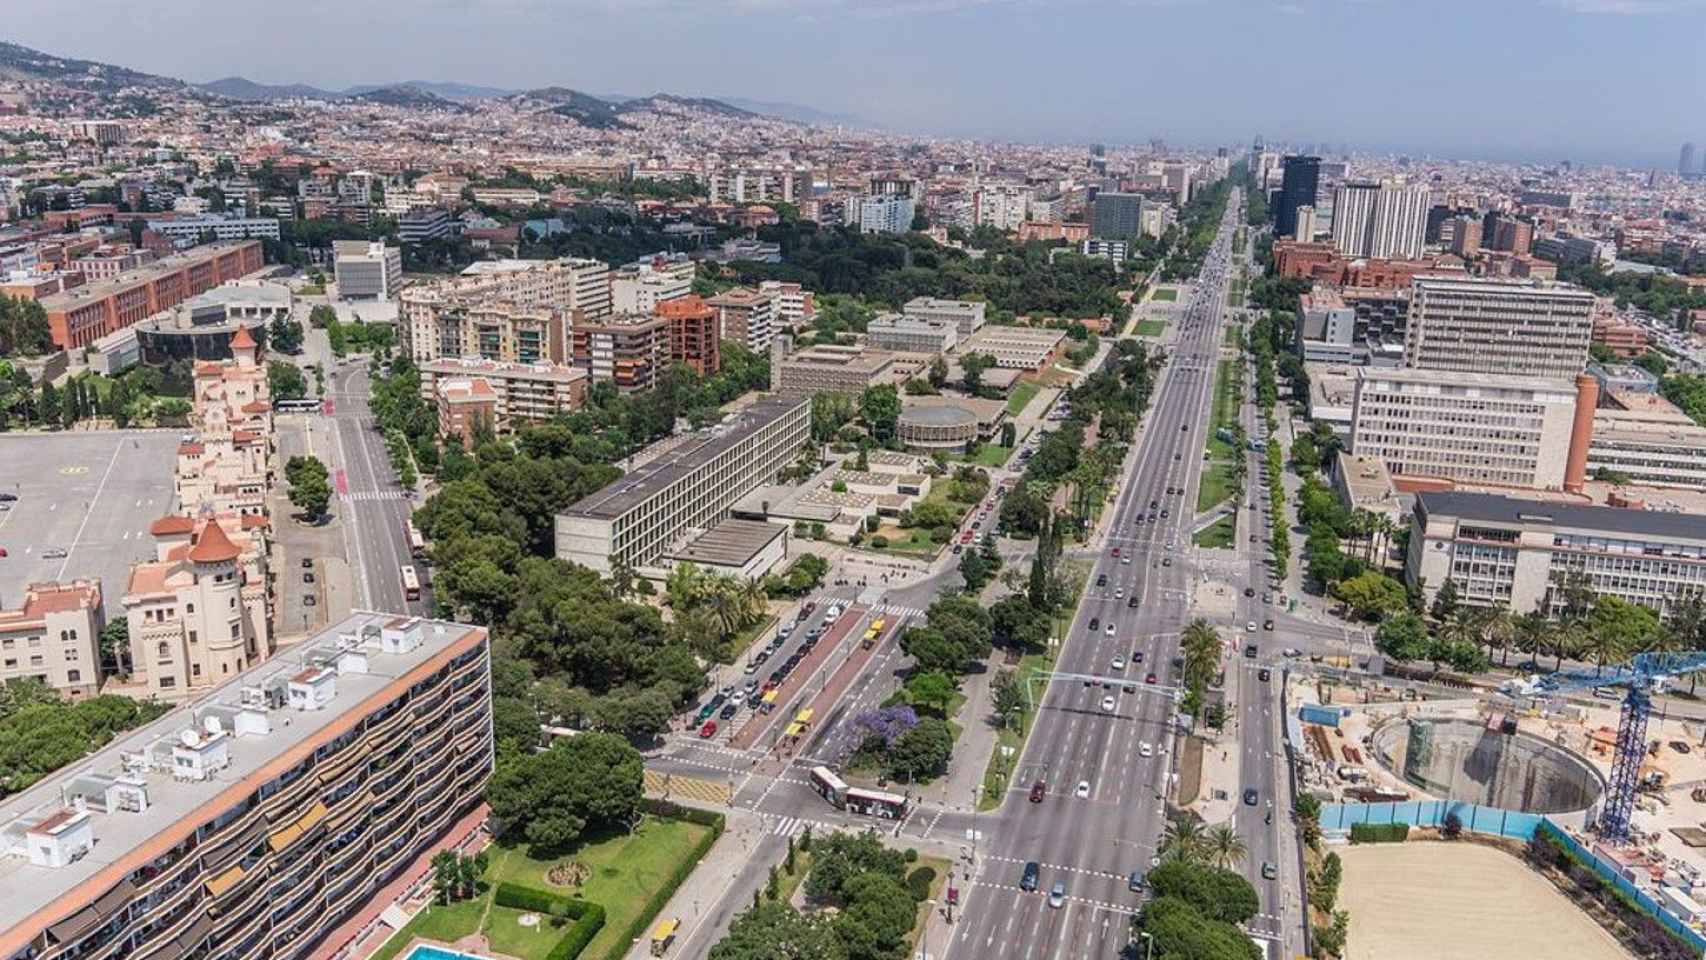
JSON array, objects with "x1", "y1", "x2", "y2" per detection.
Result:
[
  {"x1": 492, "y1": 881, "x2": 605, "y2": 960},
  {"x1": 1348, "y1": 822, "x2": 1410, "y2": 844}
]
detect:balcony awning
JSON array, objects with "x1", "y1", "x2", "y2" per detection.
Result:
[{"x1": 205, "y1": 864, "x2": 246, "y2": 898}]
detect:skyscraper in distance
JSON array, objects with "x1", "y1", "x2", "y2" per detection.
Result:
[
  {"x1": 1275, "y1": 155, "x2": 1320, "y2": 239},
  {"x1": 1683, "y1": 142, "x2": 1699, "y2": 177}
]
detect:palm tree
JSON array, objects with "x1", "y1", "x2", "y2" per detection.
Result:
[
  {"x1": 1180, "y1": 619, "x2": 1221, "y2": 693},
  {"x1": 1204, "y1": 823, "x2": 1247, "y2": 870},
  {"x1": 1578, "y1": 625, "x2": 1628, "y2": 676},
  {"x1": 1159, "y1": 819, "x2": 1207, "y2": 864},
  {"x1": 1512, "y1": 611, "x2": 1550, "y2": 670},
  {"x1": 1670, "y1": 591, "x2": 1706, "y2": 693},
  {"x1": 738, "y1": 578, "x2": 768, "y2": 626},
  {"x1": 1478, "y1": 604, "x2": 1515, "y2": 666}
]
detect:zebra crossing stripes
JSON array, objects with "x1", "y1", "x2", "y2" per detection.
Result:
[
  {"x1": 340, "y1": 490, "x2": 411, "y2": 502},
  {"x1": 769, "y1": 816, "x2": 809, "y2": 838}
]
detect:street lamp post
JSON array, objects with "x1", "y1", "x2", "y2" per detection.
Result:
[{"x1": 1140, "y1": 931, "x2": 1153, "y2": 960}]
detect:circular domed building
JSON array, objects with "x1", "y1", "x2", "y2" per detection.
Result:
[{"x1": 898, "y1": 399, "x2": 986, "y2": 450}]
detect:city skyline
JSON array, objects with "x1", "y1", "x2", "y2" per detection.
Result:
[{"x1": 11, "y1": 0, "x2": 1706, "y2": 167}]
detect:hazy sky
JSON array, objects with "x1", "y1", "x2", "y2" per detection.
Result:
[{"x1": 15, "y1": 0, "x2": 1706, "y2": 166}]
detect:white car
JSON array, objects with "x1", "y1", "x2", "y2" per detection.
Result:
[
  {"x1": 1140, "y1": 742, "x2": 1153, "y2": 758},
  {"x1": 1101, "y1": 695, "x2": 1115, "y2": 712},
  {"x1": 1121, "y1": 556, "x2": 1132, "y2": 565},
  {"x1": 1246, "y1": 621, "x2": 1257, "y2": 633},
  {"x1": 1075, "y1": 780, "x2": 1091, "y2": 799},
  {"x1": 1111, "y1": 657, "x2": 1126, "y2": 671},
  {"x1": 1105, "y1": 623, "x2": 1116, "y2": 637},
  {"x1": 1114, "y1": 588, "x2": 1125, "y2": 599}
]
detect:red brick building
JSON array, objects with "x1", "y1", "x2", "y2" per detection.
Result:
[
  {"x1": 39, "y1": 240, "x2": 264, "y2": 349},
  {"x1": 657, "y1": 294, "x2": 721, "y2": 376}
]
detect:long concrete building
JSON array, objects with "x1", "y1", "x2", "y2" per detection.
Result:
[
  {"x1": 555, "y1": 395, "x2": 811, "y2": 575},
  {"x1": 1406, "y1": 491, "x2": 1706, "y2": 619},
  {"x1": 0, "y1": 612, "x2": 492, "y2": 960},
  {"x1": 1403, "y1": 277, "x2": 1596, "y2": 380},
  {"x1": 1349, "y1": 368, "x2": 1591, "y2": 491},
  {"x1": 40, "y1": 241, "x2": 264, "y2": 349}
]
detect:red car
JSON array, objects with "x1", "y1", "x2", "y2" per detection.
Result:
[
  {"x1": 1111, "y1": 547, "x2": 1120, "y2": 557},
  {"x1": 1029, "y1": 780, "x2": 1047, "y2": 803},
  {"x1": 1145, "y1": 673, "x2": 1158, "y2": 685},
  {"x1": 698, "y1": 720, "x2": 718, "y2": 738}
]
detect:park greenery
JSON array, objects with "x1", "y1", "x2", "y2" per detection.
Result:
[
  {"x1": 284, "y1": 454, "x2": 331, "y2": 520},
  {"x1": 0, "y1": 293, "x2": 51, "y2": 357},
  {"x1": 0, "y1": 679, "x2": 172, "y2": 799},
  {"x1": 485, "y1": 731, "x2": 644, "y2": 855},
  {"x1": 999, "y1": 340, "x2": 1160, "y2": 540},
  {"x1": 719, "y1": 220, "x2": 1132, "y2": 320},
  {"x1": 1130, "y1": 853, "x2": 1263, "y2": 960},
  {"x1": 0, "y1": 361, "x2": 196, "y2": 433},
  {"x1": 711, "y1": 829, "x2": 937, "y2": 960}
]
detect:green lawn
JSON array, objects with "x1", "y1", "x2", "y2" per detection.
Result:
[
  {"x1": 1192, "y1": 513, "x2": 1236, "y2": 549},
  {"x1": 960, "y1": 443, "x2": 1014, "y2": 468},
  {"x1": 1196, "y1": 461, "x2": 1236, "y2": 513},
  {"x1": 1223, "y1": 326, "x2": 1243, "y2": 348},
  {"x1": 369, "y1": 896, "x2": 486, "y2": 960},
  {"x1": 1006, "y1": 381, "x2": 1041, "y2": 416},
  {"x1": 1135, "y1": 320, "x2": 1167, "y2": 337},
  {"x1": 1209, "y1": 359, "x2": 1240, "y2": 434},
  {"x1": 370, "y1": 816, "x2": 714, "y2": 960},
  {"x1": 1150, "y1": 287, "x2": 1179, "y2": 302},
  {"x1": 483, "y1": 905, "x2": 564, "y2": 960}
]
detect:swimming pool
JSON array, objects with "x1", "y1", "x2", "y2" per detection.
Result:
[{"x1": 402, "y1": 945, "x2": 487, "y2": 960}]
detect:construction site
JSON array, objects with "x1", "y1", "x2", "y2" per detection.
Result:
[{"x1": 1288, "y1": 661, "x2": 1706, "y2": 953}]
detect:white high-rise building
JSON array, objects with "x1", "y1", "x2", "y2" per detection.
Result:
[
  {"x1": 974, "y1": 184, "x2": 1033, "y2": 232},
  {"x1": 1331, "y1": 180, "x2": 1429, "y2": 259},
  {"x1": 1293, "y1": 205, "x2": 1318, "y2": 243},
  {"x1": 1330, "y1": 181, "x2": 1380, "y2": 257},
  {"x1": 855, "y1": 194, "x2": 916, "y2": 235},
  {"x1": 1370, "y1": 181, "x2": 1430, "y2": 258}
]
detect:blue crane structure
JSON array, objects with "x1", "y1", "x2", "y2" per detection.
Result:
[{"x1": 1537, "y1": 652, "x2": 1706, "y2": 843}]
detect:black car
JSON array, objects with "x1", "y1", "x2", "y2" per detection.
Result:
[
  {"x1": 1243, "y1": 787, "x2": 1258, "y2": 806},
  {"x1": 1021, "y1": 861, "x2": 1041, "y2": 892},
  {"x1": 1096, "y1": 574, "x2": 1108, "y2": 587},
  {"x1": 1127, "y1": 596, "x2": 1140, "y2": 608},
  {"x1": 300, "y1": 557, "x2": 314, "y2": 569},
  {"x1": 1258, "y1": 668, "x2": 1271, "y2": 682},
  {"x1": 1244, "y1": 587, "x2": 1255, "y2": 597},
  {"x1": 0, "y1": 493, "x2": 16, "y2": 503},
  {"x1": 1128, "y1": 870, "x2": 1146, "y2": 892},
  {"x1": 1244, "y1": 645, "x2": 1257, "y2": 658},
  {"x1": 1088, "y1": 617, "x2": 1100, "y2": 631},
  {"x1": 719, "y1": 702, "x2": 739, "y2": 720}
]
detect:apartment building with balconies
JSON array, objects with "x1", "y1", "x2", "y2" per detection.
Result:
[
  {"x1": 570, "y1": 313, "x2": 668, "y2": 393},
  {"x1": 0, "y1": 612, "x2": 492, "y2": 960}
]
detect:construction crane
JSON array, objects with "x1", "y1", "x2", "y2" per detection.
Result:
[{"x1": 1537, "y1": 652, "x2": 1706, "y2": 843}]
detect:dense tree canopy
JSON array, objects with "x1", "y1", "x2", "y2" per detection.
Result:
[{"x1": 485, "y1": 731, "x2": 643, "y2": 853}]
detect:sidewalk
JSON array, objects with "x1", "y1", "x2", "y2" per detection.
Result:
[
  {"x1": 622, "y1": 808, "x2": 767, "y2": 960},
  {"x1": 921, "y1": 660, "x2": 998, "y2": 811}
]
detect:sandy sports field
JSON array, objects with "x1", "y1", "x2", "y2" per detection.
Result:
[{"x1": 1337, "y1": 842, "x2": 1631, "y2": 960}]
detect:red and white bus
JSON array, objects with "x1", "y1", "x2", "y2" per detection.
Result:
[
  {"x1": 404, "y1": 520, "x2": 426, "y2": 558},
  {"x1": 846, "y1": 787, "x2": 909, "y2": 820},
  {"x1": 400, "y1": 565, "x2": 421, "y2": 601},
  {"x1": 810, "y1": 766, "x2": 909, "y2": 819}
]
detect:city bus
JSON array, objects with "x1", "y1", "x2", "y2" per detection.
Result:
[
  {"x1": 400, "y1": 565, "x2": 421, "y2": 601},
  {"x1": 810, "y1": 766, "x2": 909, "y2": 819},
  {"x1": 273, "y1": 398, "x2": 320, "y2": 412},
  {"x1": 845, "y1": 787, "x2": 909, "y2": 820},
  {"x1": 810, "y1": 765, "x2": 849, "y2": 807},
  {"x1": 404, "y1": 520, "x2": 426, "y2": 558}
]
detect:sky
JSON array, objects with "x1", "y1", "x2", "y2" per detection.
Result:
[{"x1": 13, "y1": 0, "x2": 1706, "y2": 167}]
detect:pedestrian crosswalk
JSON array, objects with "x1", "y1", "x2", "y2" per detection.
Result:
[
  {"x1": 340, "y1": 490, "x2": 411, "y2": 502},
  {"x1": 768, "y1": 815, "x2": 814, "y2": 838}
]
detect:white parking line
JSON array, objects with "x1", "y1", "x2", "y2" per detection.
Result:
[{"x1": 54, "y1": 439, "x2": 124, "y2": 581}]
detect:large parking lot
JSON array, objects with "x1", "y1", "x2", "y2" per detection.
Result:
[{"x1": 0, "y1": 430, "x2": 180, "y2": 619}]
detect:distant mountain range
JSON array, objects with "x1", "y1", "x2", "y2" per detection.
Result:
[{"x1": 0, "y1": 37, "x2": 859, "y2": 127}]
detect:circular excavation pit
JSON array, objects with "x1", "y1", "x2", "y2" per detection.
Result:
[{"x1": 1370, "y1": 716, "x2": 1604, "y2": 815}]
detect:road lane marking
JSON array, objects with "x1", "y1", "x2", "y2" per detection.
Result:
[{"x1": 54, "y1": 439, "x2": 124, "y2": 581}]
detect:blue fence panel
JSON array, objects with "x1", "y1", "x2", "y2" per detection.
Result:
[{"x1": 1321, "y1": 801, "x2": 1543, "y2": 840}]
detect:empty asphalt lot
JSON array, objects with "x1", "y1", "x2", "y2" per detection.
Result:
[{"x1": 0, "y1": 430, "x2": 180, "y2": 619}]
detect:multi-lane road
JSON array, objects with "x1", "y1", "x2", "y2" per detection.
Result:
[{"x1": 944, "y1": 189, "x2": 1297, "y2": 960}]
